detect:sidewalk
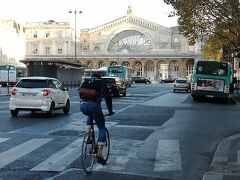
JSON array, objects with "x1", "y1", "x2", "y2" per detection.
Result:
[
  {"x1": 203, "y1": 94, "x2": 240, "y2": 180},
  {"x1": 0, "y1": 87, "x2": 11, "y2": 96},
  {"x1": 203, "y1": 133, "x2": 240, "y2": 180},
  {"x1": 230, "y1": 94, "x2": 240, "y2": 105}
]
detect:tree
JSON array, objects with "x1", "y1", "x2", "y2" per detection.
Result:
[
  {"x1": 202, "y1": 40, "x2": 221, "y2": 61},
  {"x1": 164, "y1": 0, "x2": 240, "y2": 52}
]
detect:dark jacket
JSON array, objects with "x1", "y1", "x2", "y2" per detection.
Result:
[{"x1": 80, "y1": 77, "x2": 113, "y2": 113}]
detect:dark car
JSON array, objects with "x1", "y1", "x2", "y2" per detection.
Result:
[
  {"x1": 160, "y1": 77, "x2": 176, "y2": 83},
  {"x1": 132, "y1": 77, "x2": 151, "y2": 84},
  {"x1": 102, "y1": 76, "x2": 126, "y2": 97}
]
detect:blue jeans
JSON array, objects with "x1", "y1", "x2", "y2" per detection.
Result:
[{"x1": 80, "y1": 101, "x2": 106, "y2": 145}]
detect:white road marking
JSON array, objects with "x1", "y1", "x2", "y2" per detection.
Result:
[
  {"x1": 116, "y1": 125, "x2": 159, "y2": 130},
  {"x1": 144, "y1": 93, "x2": 190, "y2": 107},
  {"x1": 8, "y1": 113, "x2": 85, "y2": 134},
  {"x1": 0, "y1": 138, "x2": 53, "y2": 169},
  {"x1": 154, "y1": 139, "x2": 182, "y2": 171},
  {"x1": 0, "y1": 138, "x2": 10, "y2": 143},
  {"x1": 202, "y1": 173, "x2": 223, "y2": 180},
  {"x1": 116, "y1": 104, "x2": 135, "y2": 113},
  {"x1": 0, "y1": 110, "x2": 9, "y2": 113},
  {"x1": 31, "y1": 138, "x2": 83, "y2": 172}
]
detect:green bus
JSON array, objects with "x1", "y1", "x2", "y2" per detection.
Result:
[
  {"x1": 107, "y1": 65, "x2": 133, "y2": 87},
  {"x1": 191, "y1": 60, "x2": 233, "y2": 102}
]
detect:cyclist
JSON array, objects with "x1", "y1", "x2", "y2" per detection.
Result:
[{"x1": 79, "y1": 73, "x2": 114, "y2": 165}]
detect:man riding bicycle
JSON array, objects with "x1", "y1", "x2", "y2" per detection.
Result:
[{"x1": 79, "y1": 73, "x2": 114, "y2": 165}]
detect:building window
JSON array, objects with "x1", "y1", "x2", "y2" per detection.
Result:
[
  {"x1": 33, "y1": 49, "x2": 38, "y2": 54},
  {"x1": 58, "y1": 48, "x2": 63, "y2": 54},
  {"x1": 33, "y1": 31, "x2": 38, "y2": 38},
  {"x1": 33, "y1": 43, "x2": 38, "y2": 54},
  {"x1": 84, "y1": 39, "x2": 87, "y2": 42},
  {"x1": 46, "y1": 47, "x2": 50, "y2": 54},
  {"x1": 57, "y1": 31, "x2": 62, "y2": 38},
  {"x1": 94, "y1": 46, "x2": 100, "y2": 53},
  {"x1": 46, "y1": 31, "x2": 50, "y2": 38},
  {"x1": 174, "y1": 37, "x2": 179, "y2": 42},
  {"x1": 187, "y1": 65, "x2": 193, "y2": 76},
  {"x1": 83, "y1": 48, "x2": 88, "y2": 52}
]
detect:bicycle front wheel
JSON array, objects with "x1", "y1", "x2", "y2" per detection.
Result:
[
  {"x1": 81, "y1": 132, "x2": 95, "y2": 173},
  {"x1": 102, "y1": 128, "x2": 110, "y2": 163}
]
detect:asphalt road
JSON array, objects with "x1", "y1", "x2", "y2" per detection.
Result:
[{"x1": 0, "y1": 83, "x2": 239, "y2": 180}]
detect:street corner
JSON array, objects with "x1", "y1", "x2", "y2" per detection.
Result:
[
  {"x1": 203, "y1": 133, "x2": 240, "y2": 179},
  {"x1": 230, "y1": 94, "x2": 240, "y2": 105}
]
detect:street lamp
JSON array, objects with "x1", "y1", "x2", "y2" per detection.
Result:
[
  {"x1": 69, "y1": 10, "x2": 82, "y2": 62},
  {"x1": 66, "y1": 41, "x2": 69, "y2": 59}
]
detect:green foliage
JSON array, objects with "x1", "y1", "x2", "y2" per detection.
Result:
[{"x1": 164, "y1": 0, "x2": 240, "y2": 52}]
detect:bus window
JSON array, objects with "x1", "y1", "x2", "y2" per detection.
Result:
[{"x1": 196, "y1": 61, "x2": 228, "y2": 76}]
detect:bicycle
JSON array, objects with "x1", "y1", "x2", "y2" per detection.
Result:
[{"x1": 81, "y1": 113, "x2": 113, "y2": 173}]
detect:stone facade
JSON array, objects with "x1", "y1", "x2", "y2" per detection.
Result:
[
  {"x1": 24, "y1": 6, "x2": 203, "y2": 81},
  {"x1": 0, "y1": 20, "x2": 25, "y2": 65},
  {"x1": 24, "y1": 20, "x2": 73, "y2": 58}
]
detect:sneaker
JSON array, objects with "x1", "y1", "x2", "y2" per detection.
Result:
[{"x1": 97, "y1": 154, "x2": 106, "y2": 165}]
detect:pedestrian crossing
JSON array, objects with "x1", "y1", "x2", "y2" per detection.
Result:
[
  {"x1": 0, "y1": 135, "x2": 182, "y2": 177},
  {"x1": 31, "y1": 138, "x2": 83, "y2": 172},
  {"x1": 0, "y1": 138, "x2": 53, "y2": 169}
]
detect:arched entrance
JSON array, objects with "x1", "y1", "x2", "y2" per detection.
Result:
[
  {"x1": 133, "y1": 61, "x2": 143, "y2": 76},
  {"x1": 122, "y1": 61, "x2": 130, "y2": 67},
  {"x1": 186, "y1": 59, "x2": 194, "y2": 77},
  {"x1": 169, "y1": 61, "x2": 179, "y2": 78},
  {"x1": 98, "y1": 61, "x2": 106, "y2": 68},
  {"x1": 157, "y1": 61, "x2": 168, "y2": 80},
  {"x1": 86, "y1": 61, "x2": 93, "y2": 68},
  {"x1": 110, "y1": 61, "x2": 118, "y2": 66},
  {"x1": 145, "y1": 61, "x2": 154, "y2": 80}
]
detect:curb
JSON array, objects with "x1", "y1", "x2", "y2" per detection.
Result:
[
  {"x1": 202, "y1": 134, "x2": 240, "y2": 180},
  {"x1": 230, "y1": 94, "x2": 240, "y2": 105},
  {"x1": 0, "y1": 94, "x2": 10, "y2": 96}
]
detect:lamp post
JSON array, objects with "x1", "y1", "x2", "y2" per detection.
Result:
[
  {"x1": 66, "y1": 41, "x2": 69, "y2": 59},
  {"x1": 69, "y1": 9, "x2": 82, "y2": 62}
]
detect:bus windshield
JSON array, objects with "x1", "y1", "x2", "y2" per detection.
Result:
[
  {"x1": 108, "y1": 68, "x2": 123, "y2": 73},
  {"x1": 196, "y1": 61, "x2": 228, "y2": 76}
]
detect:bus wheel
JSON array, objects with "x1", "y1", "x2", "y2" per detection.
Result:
[
  {"x1": 192, "y1": 96, "x2": 198, "y2": 101},
  {"x1": 11, "y1": 110, "x2": 19, "y2": 117}
]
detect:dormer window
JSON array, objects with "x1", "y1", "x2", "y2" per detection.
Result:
[
  {"x1": 33, "y1": 31, "x2": 38, "y2": 38},
  {"x1": 46, "y1": 31, "x2": 50, "y2": 38}
]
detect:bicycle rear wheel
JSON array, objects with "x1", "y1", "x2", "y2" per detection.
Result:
[
  {"x1": 81, "y1": 132, "x2": 95, "y2": 173},
  {"x1": 102, "y1": 128, "x2": 110, "y2": 162}
]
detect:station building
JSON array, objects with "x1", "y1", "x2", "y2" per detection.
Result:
[{"x1": 23, "y1": 6, "x2": 203, "y2": 82}]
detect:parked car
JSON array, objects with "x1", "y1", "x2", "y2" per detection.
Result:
[
  {"x1": 160, "y1": 77, "x2": 176, "y2": 83},
  {"x1": 9, "y1": 77, "x2": 70, "y2": 117},
  {"x1": 132, "y1": 76, "x2": 151, "y2": 84},
  {"x1": 102, "y1": 76, "x2": 126, "y2": 97},
  {"x1": 173, "y1": 78, "x2": 191, "y2": 93}
]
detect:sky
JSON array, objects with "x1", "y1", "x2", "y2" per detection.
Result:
[{"x1": 0, "y1": 0, "x2": 178, "y2": 29}]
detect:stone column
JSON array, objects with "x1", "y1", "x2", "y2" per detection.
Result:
[
  {"x1": 141, "y1": 60, "x2": 145, "y2": 77},
  {"x1": 153, "y1": 60, "x2": 158, "y2": 81}
]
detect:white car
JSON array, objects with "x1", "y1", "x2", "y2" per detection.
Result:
[
  {"x1": 9, "y1": 77, "x2": 70, "y2": 117},
  {"x1": 173, "y1": 78, "x2": 191, "y2": 93}
]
